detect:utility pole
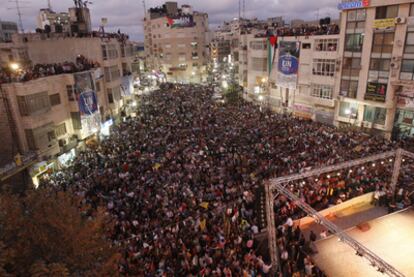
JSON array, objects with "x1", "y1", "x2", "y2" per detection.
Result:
[
  {"x1": 142, "y1": 0, "x2": 147, "y2": 17},
  {"x1": 8, "y1": 0, "x2": 26, "y2": 33}
]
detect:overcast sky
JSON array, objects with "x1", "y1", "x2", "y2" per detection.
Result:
[{"x1": 0, "y1": 0, "x2": 340, "y2": 41}]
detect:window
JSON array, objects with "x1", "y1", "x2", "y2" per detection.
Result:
[
  {"x1": 49, "y1": 93, "x2": 61, "y2": 106},
  {"x1": 315, "y1": 39, "x2": 338, "y2": 52},
  {"x1": 375, "y1": 5, "x2": 399, "y2": 19},
  {"x1": 302, "y1": 43, "x2": 311, "y2": 49},
  {"x1": 312, "y1": 59, "x2": 336, "y2": 76},
  {"x1": 55, "y1": 123, "x2": 67, "y2": 137},
  {"x1": 96, "y1": 81, "x2": 101, "y2": 92},
  {"x1": 249, "y1": 40, "x2": 267, "y2": 50},
  {"x1": 400, "y1": 59, "x2": 414, "y2": 80},
  {"x1": 66, "y1": 85, "x2": 75, "y2": 101},
  {"x1": 104, "y1": 65, "x2": 121, "y2": 82},
  {"x1": 365, "y1": 82, "x2": 387, "y2": 102},
  {"x1": 25, "y1": 129, "x2": 36, "y2": 150},
  {"x1": 363, "y1": 106, "x2": 387, "y2": 125},
  {"x1": 311, "y1": 84, "x2": 333, "y2": 99},
  {"x1": 345, "y1": 34, "x2": 363, "y2": 52},
  {"x1": 369, "y1": 58, "x2": 391, "y2": 72},
  {"x1": 340, "y1": 79, "x2": 358, "y2": 98},
  {"x1": 192, "y1": 52, "x2": 199, "y2": 60},
  {"x1": 404, "y1": 32, "x2": 414, "y2": 54},
  {"x1": 71, "y1": 112, "x2": 82, "y2": 130},
  {"x1": 107, "y1": 91, "x2": 114, "y2": 104},
  {"x1": 339, "y1": 101, "x2": 359, "y2": 118},
  {"x1": 342, "y1": 57, "x2": 361, "y2": 77},
  {"x1": 250, "y1": 57, "x2": 267, "y2": 72},
  {"x1": 47, "y1": 130, "x2": 56, "y2": 142},
  {"x1": 372, "y1": 32, "x2": 394, "y2": 54},
  {"x1": 17, "y1": 92, "x2": 51, "y2": 116},
  {"x1": 102, "y1": 44, "x2": 118, "y2": 60},
  {"x1": 346, "y1": 9, "x2": 366, "y2": 29},
  {"x1": 411, "y1": 3, "x2": 414, "y2": 16}
]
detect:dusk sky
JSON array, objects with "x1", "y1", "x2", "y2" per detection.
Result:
[{"x1": 0, "y1": 0, "x2": 340, "y2": 41}]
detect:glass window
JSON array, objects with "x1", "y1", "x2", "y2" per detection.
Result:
[
  {"x1": 372, "y1": 32, "x2": 394, "y2": 54},
  {"x1": 364, "y1": 106, "x2": 386, "y2": 125},
  {"x1": 312, "y1": 59, "x2": 336, "y2": 76},
  {"x1": 49, "y1": 93, "x2": 61, "y2": 106},
  {"x1": 376, "y1": 5, "x2": 399, "y2": 19},
  {"x1": 311, "y1": 84, "x2": 334, "y2": 99},
  {"x1": 315, "y1": 39, "x2": 338, "y2": 52},
  {"x1": 339, "y1": 101, "x2": 358, "y2": 117},
  {"x1": 345, "y1": 34, "x2": 363, "y2": 52},
  {"x1": 340, "y1": 79, "x2": 358, "y2": 98},
  {"x1": 411, "y1": 3, "x2": 414, "y2": 16},
  {"x1": 369, "y1": 58, "x2": 390, "y2": 71},
  {"x1": 404, "y1": 32, "x2": 414, "y2": 54}
]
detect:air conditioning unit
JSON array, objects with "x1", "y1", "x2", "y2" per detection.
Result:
[{"x1": 395, "y1": 17, "x2": 406, "y2": 24}]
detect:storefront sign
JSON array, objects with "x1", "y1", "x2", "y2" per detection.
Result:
[
  {"x1": 365, "y1": 82, "x2": 387, "y2": 102},
  {"x1": 373, "y1": 18, "x2": 395, "y2": 29},
  {"x1": 338, "y1": 0, "x2": 369, "y2": 10},
  {"x1": 277, "y1": 41, "x2": 300, "y2": 89},
  {"x1": 315, "y1": 110, "x2": 335, "y2": 125},
  {"x1": 293, "y1": 104, "x2": 313, "y2": 119}
]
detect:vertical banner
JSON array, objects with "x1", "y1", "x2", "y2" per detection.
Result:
[
  {"x1": 121, "y1": 75, "x2": 134, "y2": 96},
  {"x1": 267, "y1": 35, "x2": 278, "y2": 76},
  {"x1": 277, "y1": 41, "x2": 300, "y2": 89},
  {"x1": 75, "y1": 71, "x2": 101, "y2": 138}
]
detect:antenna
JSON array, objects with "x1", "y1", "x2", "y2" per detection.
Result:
[
  {"x1": 238, "y1": 0, "x2": 241, "y2": 19},
  {"x1": 7, "y1": 0, "x2": 30, "y2": 33},
  {"x1": 242, "y1": 0, "x2": 246, "y2": 19},
  {"x1": 142, "y1": 0, "x2": 147, "y2": 17}
]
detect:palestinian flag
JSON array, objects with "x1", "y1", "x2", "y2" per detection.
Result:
[{"x1": 267, "y1": 35, "x2": 278, "y2": 76}]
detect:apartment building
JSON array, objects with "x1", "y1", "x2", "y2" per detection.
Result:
[
  {"x1": 0, "y1": 21, "x2": 18, "y2": 42},
  {"x1": 335, "y1": 0, "x2": 414, "y2": 138},
  {"x1": 0, "y1": 6, "x2": 136, "y2": 186},
  {"x1": 241, "y1": 33, "x2": 340, "y2": 125},
  {"x1": 144, "y1": 2, "x2": 209, "y2": 83}
]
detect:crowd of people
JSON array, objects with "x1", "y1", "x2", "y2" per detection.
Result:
[
  {"x1": 0, "y1": 55, "x2": 99, "y2": 84},
  {"x1": 43, "y1": 84, "x2": 411, "y2": 276},
  {"x1": 276, "y1": 24, "x2": 340, "y2": 37}
]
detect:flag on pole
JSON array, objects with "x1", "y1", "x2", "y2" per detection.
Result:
[{"x1": 267, "y1": 35, "x2": 278, "y2": 76}]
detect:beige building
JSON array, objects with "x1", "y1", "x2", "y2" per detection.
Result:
[
  {"x1": 241, "y1": 33, "x2": 340, "y2": 125},
  {"x1": 0, "y1": 31, "x2": 137, "y2": 186},
  {"x1": 144, "y1": 2, "x2": 209, "y2": 83},
  {"x1": 335, "y1": 0, "x2": 414, "y2": 138}
]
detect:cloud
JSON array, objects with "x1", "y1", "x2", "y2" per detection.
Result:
[{"x1": 0, "y1": 0, "x2": 339, "y2": 41}]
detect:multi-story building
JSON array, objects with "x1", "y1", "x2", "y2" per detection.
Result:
[
  {"x1": 240, "y1": 30, "x2": 340, "y2": 125},
  {"x1": 0, "y1": 5, "x2": 136, "y2": 187},
  {"x1": 37, "y1": 9, "x2": 71, "y2": 33},
  {"x1": 0, "y1": 21, "x2": 18, "y2": 42},
  {"x1": 144, "y1": 2, "x2": 209, "y2": 83},
  {"x1": 335, "y1": 0, "x2": 414, "y2": 138}
]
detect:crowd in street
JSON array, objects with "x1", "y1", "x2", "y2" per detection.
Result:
[
  {"x1": 0, "y1": 55, "x2": 99, "y2": 84},
  {"x1": 44, "y1": 84, "x2": 411, "y2": 276}
]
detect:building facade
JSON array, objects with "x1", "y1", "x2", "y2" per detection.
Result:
[
  {"x1": 335, "y1": 0, "x2": 414, "y2": 138},
  {"x1": 0, "y1": 21, "x2": 18, "y2": 42},
  {"x1": 144, "y1": 2, "x2": 209, "y2": 83}
]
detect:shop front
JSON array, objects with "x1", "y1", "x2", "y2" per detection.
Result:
[
  {"x1": 314, "y1": 108, "x2": 335, "y2": 125},
  {"x1": 393, "y1": 87, "x2": 414, "y2": 138},
  {"x1": 292, "y1": 104, "x2": 314, "y2": 120}
]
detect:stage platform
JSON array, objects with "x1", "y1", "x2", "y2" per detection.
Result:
[{"x1": 313, "y1": 208, "x2": 414, "y2": 277}]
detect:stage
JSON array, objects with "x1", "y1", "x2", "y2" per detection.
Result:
[{"x1": 313, "y1": 208, "x2": 414, "y2": 277}]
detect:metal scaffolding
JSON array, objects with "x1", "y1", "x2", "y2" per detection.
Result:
[{"x1": 265, "y1": 148, "x2": 414, "y2": 277}]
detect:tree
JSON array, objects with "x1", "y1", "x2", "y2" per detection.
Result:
[{"x1": 0, "y1": 189, "x2": 120, "y2": 276}]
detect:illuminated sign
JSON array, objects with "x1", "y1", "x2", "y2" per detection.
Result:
[{"x1": 338, "y1": 0, "x2": 369, "y2": 10}]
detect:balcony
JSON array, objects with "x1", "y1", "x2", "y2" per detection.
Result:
[{"x1": 0, "y1": 152, "x2": 38, "y2": 182}]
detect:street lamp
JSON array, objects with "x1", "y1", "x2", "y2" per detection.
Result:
[{"x1": 9, "y1": 62, "x2": 20, "y2": 71}]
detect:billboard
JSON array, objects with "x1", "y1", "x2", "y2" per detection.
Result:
[
  {"x1": 338, "y1": 0, "x2": 369, "y2": 10},
  {"x1": 277, "y1": 41, "x2": 300, "y2": 89},
  {"x1": 74, "y1": 72, "x2": 101, "y2": 138},
  {"x1": 365, "y1": 82, "x2": 387, "y2": 102},
  {"x1": 166, "y1": 15, "x2": 196, "y2": 28},
  {"x1": 121, "y1": 75, "x2": 134, "y2": 96}
]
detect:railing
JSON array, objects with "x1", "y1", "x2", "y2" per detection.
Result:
[{"x1": 0, "y1": 152, "x2": 38, "y2": 180}]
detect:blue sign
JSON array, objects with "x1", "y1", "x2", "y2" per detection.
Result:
[
  {"x1": 278, "y1": 55, "x2": 299, "y2": 75},
  {"x1": 79, "y1": 91, "x2": 98, "y2": 115},
  {"x1": 338, "y1": 0, "x2": 369, "y2": 10}
]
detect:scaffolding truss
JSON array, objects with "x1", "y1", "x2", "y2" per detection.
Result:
[{"x1": 265, "y1": 148, "x2": 414, "y2": 277}]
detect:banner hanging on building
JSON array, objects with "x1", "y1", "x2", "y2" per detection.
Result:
[
  {"x1": 277, "y1": 41, "x2": 300, "y2": 89},
  {"x1": 365, "y1": 82, "x2": 387, "y2": 102},
  {"x1": 121, "y1": 75, "x2": 134, "y2": 96},
  {"x1": 166, "y1": 15, "x2": 196, "y2": 28},
  {"x1": 75, "y1": 71, "x2": 101, "y2": 138},
  {"x1": 397, "y1": 87, "x2": 414, "y2": 110}
]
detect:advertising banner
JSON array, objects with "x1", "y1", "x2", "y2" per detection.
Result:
[
  {"x1": 338, "y1": 0, "x2": 369, "y2": 10},
  {"x1": 166, "y1": 15, "x2": 196, "y2": 28},
  {"x1": 365, "y1": 82, "x2": 387, "y2": 102},
  {"x1": 277, "y1": 41, "x2": 300, "y2": 89},
  {"x1": 121, "y1": 75, "x2": 134, "y2": 96},
  {"x1": 397, "y1": 87, "x2": 414, "y2": 110},
  {"x1": 373, "y1": 18, "x2": 395, "y2": 29},
  {"x1": 75, "y1": 71, "x2": 101, "y2": 138}
]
